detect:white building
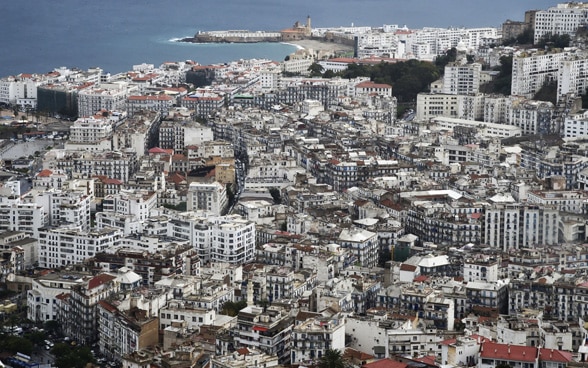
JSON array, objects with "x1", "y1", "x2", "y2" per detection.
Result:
[
  {"x1": 0, "y1": 201, "x2": 48, "y2": 239},
  {"x1": 32, "y1": 189, "x2": 92, "y2": 231},
  {"x1": 159, "y1": 120, "x2": 214, "y2": 154},
  {"x1": 442, "y1": 63, "x2": 482, "y2": 96},
  {"x1": 166, "y1": 213, "x2": 256, "y2": 264},
  {"x1": 186, "y1": 181, "x2": 228, "y2": 216},
  {"x1": 159, "y1": 299, "x2": 216, "y2": 330},
  {"x1": 77, "y1": 82, "x2": 132, "y2": 118},
  {"x1": 533, "y1": 2, "x2": 588, "y2": 44},
  {"x1": 127, "y1": 94, "x2": 174, "y2": 115},
  {"x1": 563, "y1": 110, "x2": 588, "y2": 138},
  {"x1": 69, "y1": 115, "x2": 114, "y2": 144},
  {"x1": 511, "y1": 51, "x2": 567, "y2": 99},
  {"x1": 483, "y1": 203, "x2": 559, "y2": 251},
  {"x1": 291, "y1": 314, "x2": 345, "y2": 365},
  {"x1": 27, "y1": 271, "x2": 87, "y2": 322},
  {"x1": 38, "y1": 226, "x2": 122, "y2": 268},
  {"x1": 338, "y1": 228, "x2": 378, "y2": 268},
  {"x1": 0, "y1": 73, "x2": 44, "y2": 107},
  {"x1": 557, "y1": 52, "x2": 588, "y2": 103}
]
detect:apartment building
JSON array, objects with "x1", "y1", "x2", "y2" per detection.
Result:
[
  {"x1": 77, "y1": 82, "x2": 131, "y2": 117},
  {"x1": 58, "y1": 273, "x2": 121, "y2": 345},
  {"x1": 442, "y1": 63, "x2": 482, "y2": 96},
  {"x1": 38, "y1": 226, "x2": 122, "y2": 268},
  {"x1": 186, "y1": 181, "x2": 228, "y2": 216},
  {"x1": 483, "y1": 203, "x2": 559, "y2": 251},
  {"x1": 69, "y1": 115, "x2": 114, "y2": 144},
  {"x1": 290, "y1": 314, "x2": 345, "y2": 365},
  {"x1": 233, "y1": 305, "x2": 294, "y2": 365},
  {"x1": 112, "y1": 110, "x2": 161, "y2": 156},
  {"x1": 159, "y1": 120, "x2": 214, "y2": 154},
  {"x1": 533, "y1": 2, "x2": 588, "y2": 43},
  {"x1": 127, "y1": 94, "x2": 174, "y2": 115},
  {"x1": 511, "y1": 51, "x2": 567, "y2": 99},
  {"x1": 27, "y1": 271, "x2": 89, "y2": 322},
  {"x1": 338, "y1": 228, "x2": 378, "y2": 268}
]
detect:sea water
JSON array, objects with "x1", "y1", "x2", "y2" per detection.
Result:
[{"x1": 1, "y1": 0, "x2": 557, "y2": 77}]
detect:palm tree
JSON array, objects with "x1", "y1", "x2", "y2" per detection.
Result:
[{"x1": 318, "y1": 349, "x2": 345, "y2": 368}]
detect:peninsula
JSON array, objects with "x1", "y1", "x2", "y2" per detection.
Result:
[{"x1": 180, "y1": 16, "x2": 354, "y2": 49}]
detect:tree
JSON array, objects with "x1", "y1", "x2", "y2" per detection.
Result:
[
  {"x1": 536, "y1": 33, "x2": 571, "y2": 49},
  {"x1": 322, "y1": 69, "x2": 336, "y2": 79},
  {"x1": 220, "y1": 300, "x2": 247, "y2": 316},
  {"x1": 268, "y1": 187, "x2": 281, "y2": 204},
  {"x1": 52, "y1": 343, "x2": 95, "y2": 368},
  {"x1": 308, "y1": 62, "x2": 324, "y2": 77},
  {"x1": 0, "y1": 335, "x2": 33, "y2": 355},
  {"x1": 318, "y1": 349, "x2": 345, "y2": 368}
]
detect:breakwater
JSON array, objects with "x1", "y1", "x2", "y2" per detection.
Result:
[{"x1": 182, "y1": 30, "x2": 282, "y2": 43}]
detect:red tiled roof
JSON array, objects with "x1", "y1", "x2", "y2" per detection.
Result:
[
  {"x1": 98, "y1": 300, "x2": 118, "y2": 313},
  {"x1": 356, "y1": 81, "x2": 392, "y2": 89},
  {"x1": 414, "y1": 275, "x2": 428, "y2": 283},
  {"x1": 539, "y1": 348, "x2": 573, "y2": 363},
  {"x1": 103, "y1": 178, "x2": 123, "y2": 185},
  {"x1": 414, "y1": 356, "x2": 437, "y2": 366},
  {"x1": 362, "y1": 359, "x2": 408, "y2": 368},
  {"x1": 400, "y1": 264, "x2": 417, "y2": 272},
  {"x1": 344, "y1": 348, "x2": 375, "y2": 361},
  {"x1": 37, "y1": 169, "x2": 53, "y2": 177},
  {"x1": 88, "y1": 274, "x2": 116, "y2": 290},
  {"x1": 480, "y1": 341, "x2": 536, "y2": 362},
  {"x1": 236, "y1": 347, "x2": 250, "y2": 355}
]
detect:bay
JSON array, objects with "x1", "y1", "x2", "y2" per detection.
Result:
[{"x1": 1, "y1": 0, "x2": 557, "y2": 77}]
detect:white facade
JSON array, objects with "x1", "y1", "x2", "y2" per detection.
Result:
[
  {"x1": 291, "y1": 315, "x2": 345, "y2": 365},
  {"x1": 0, "y1": 74, "x2": 43, "y2": 107},
  {"x1": 563, "y1": 110, "x2": 588, "y2": 138},
  {"x1": 534, "y1": 2, "x2": 588, "y2": 43},
  {"x1": 167, "y1": 213, "x2": 256, "y2": 264},
  {"x1": 102, "y1": 189, "x2": 157, "y2": 221},
  {"x1": 159, "y1": 300, "x2": 216, "y2": 330},
  {"x1": 38, "y1": 226, "x2": 122, "y2": 268},
  {"x1": 27, "y1": 272, "x2": 86, "y2": 322},
  {"x1": 511, "y1": 51, "x2": 567, "y2": 99},
  {"x1": 127, "y1": 94, "x2": 174, "y2": 115},
  {"x1": 77, "y1": 82, "x2": 131, "y2": 118},
  {"x1": 442, "y1": 63, "x2": 482, "y2": 96},
  {"x1": 69, "y1": 116, "x2": 114, "y2": 144},
  {"x1": 0, "y1": 201, "x2": 48, "y2": 239},
  {"x1": 484, "y1": 204, "x2": 559, "y2": 251},
  {"x1": 186, "y1": 181, "x2": 228, "y2": 216},
  {"x1": 32, "y1": 190, "x2": 92, "y2": 231}
]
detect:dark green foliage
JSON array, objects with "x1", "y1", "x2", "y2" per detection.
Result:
[
  {"x1": 340, "y1": 59, "x2": 440, "y2": 103},
  {"x1": 308, "y1": 62, "x2": 325, "y2": 77},
  {"x1": 536, "y1": 33, "x2": 571, "y2": 49},
  {"x1": 434, "y1": 47, "x2": 457, "y2": 73},
  {"x1": 23, "y1": 330, "x2": 47, "y2": 346},
  {"x1": 317, "y1": 349, "x2": 345, "y2": 368},
  {"x1": 269, "y1": 187, "x2": 281, "y2": 204},
  {"x1": 221, "y1": 300, "x2": 248, "y2": 316},
  {"x1": 533, "y1": 81, "x2": 557, "y2": 104},
  {"x1": 0, "y1": 335, "x2": 33, "y2": 355},
  {"x1": 52, "y1": 343, "x2": 95, "y2": 368},
  {"x1": 162, "y1": 202, "x2": 187, "y2": 211},
  {"x1": 582, "y1": 92, "x2": 588, "y2": 109},
  {"x1": 502, "y1": 28, "x2": 534, "y2": 46},
  {"x1": 479, "y1": 56, "x2": 513, "y2": 95},
  {"x1": 322, "y1": 69, "x2": 336, "y2": 79}
]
